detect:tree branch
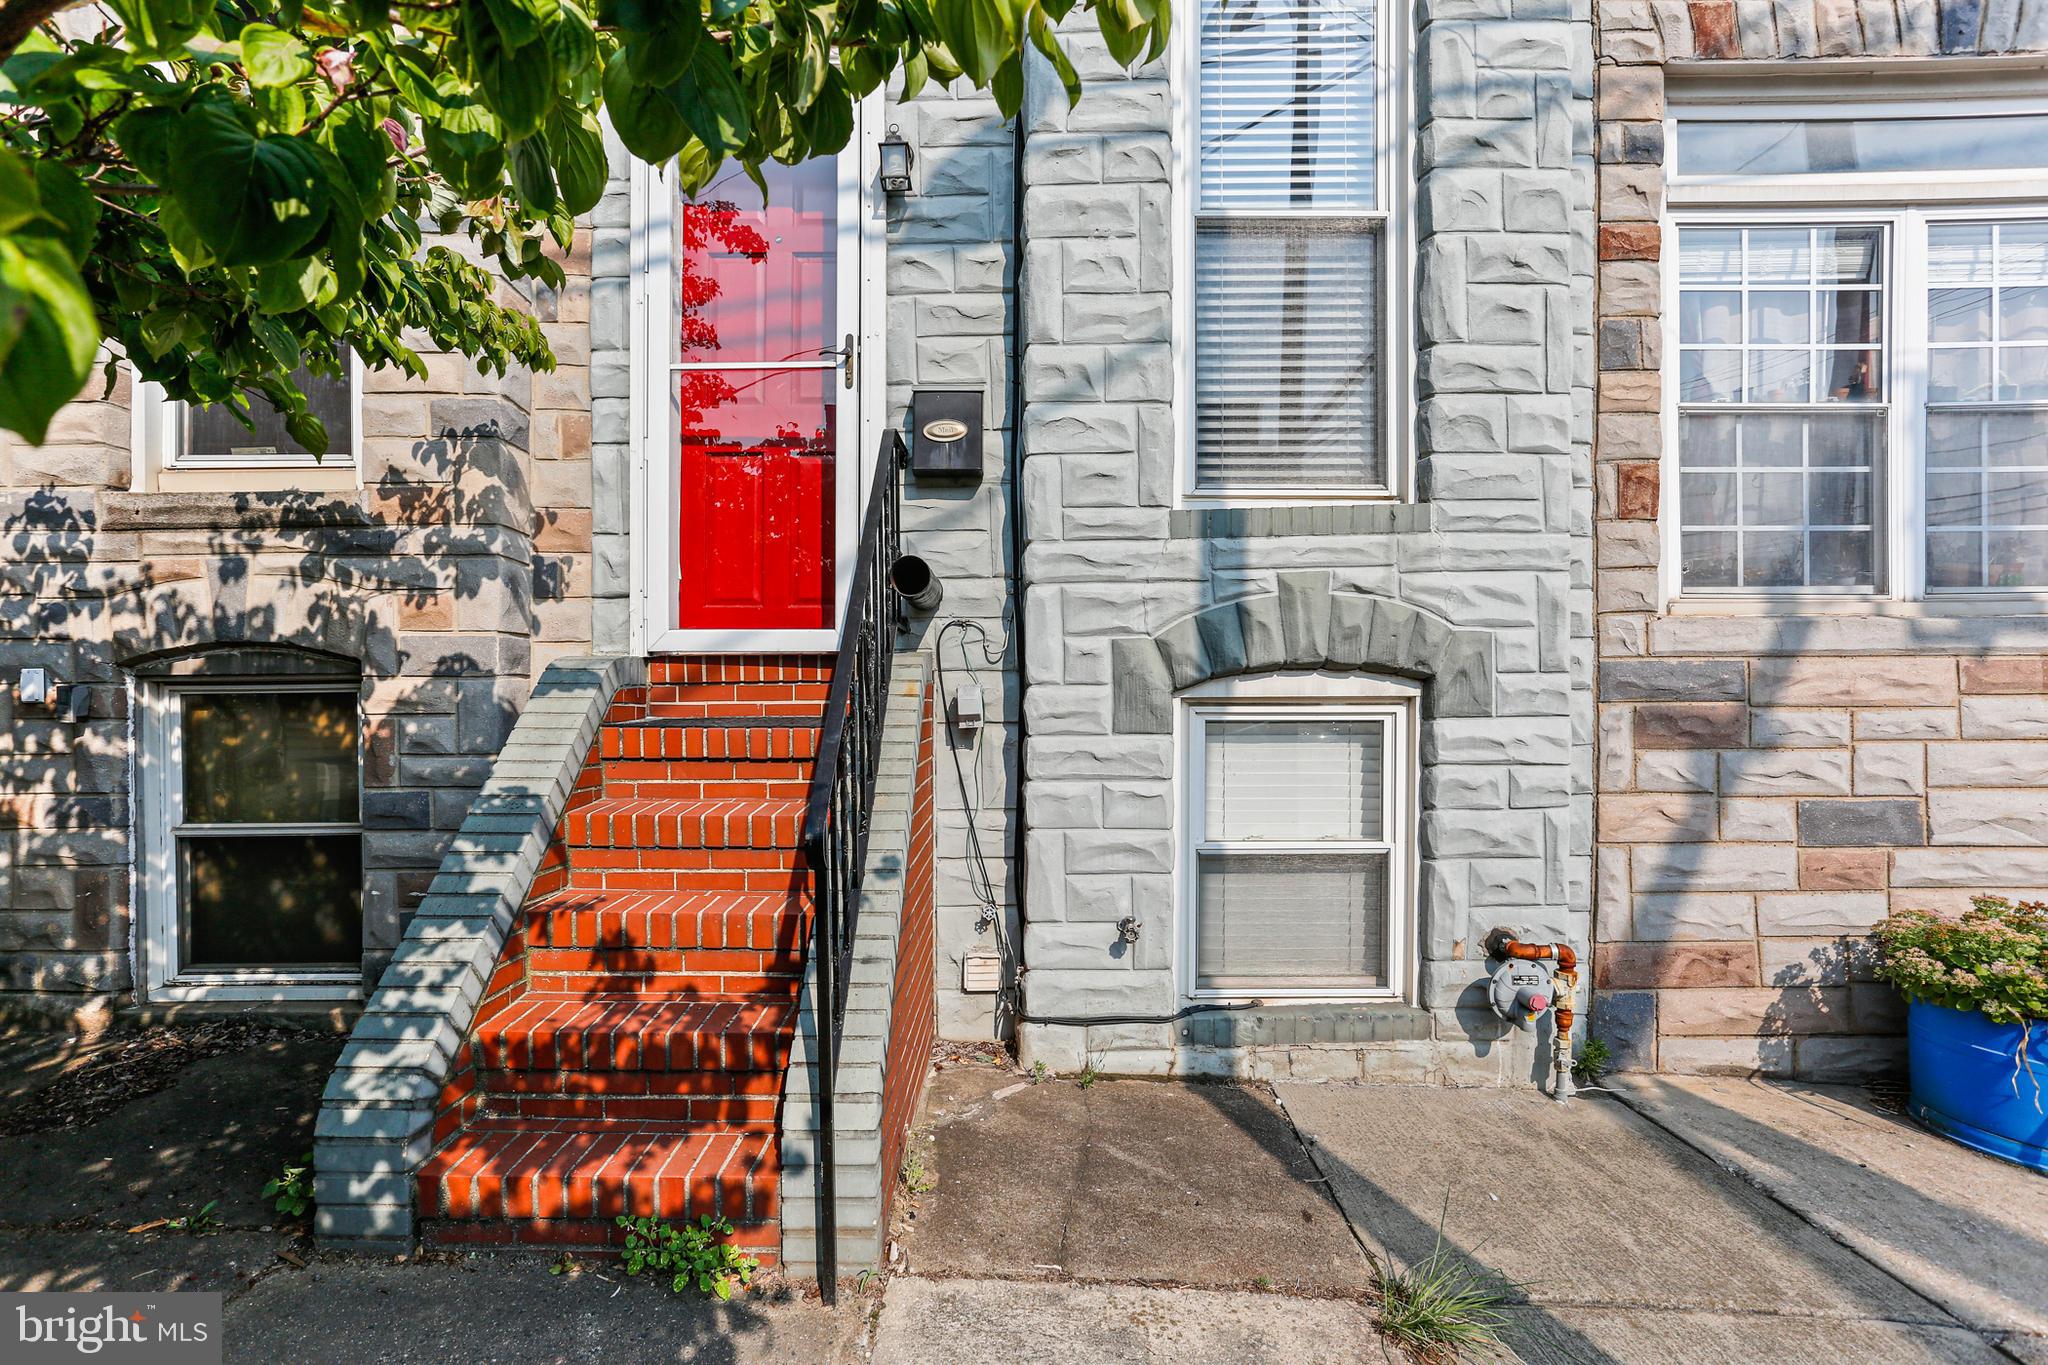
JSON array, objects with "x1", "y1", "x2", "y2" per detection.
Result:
[{"x1": 0, "y1": 0, "x2": 91, "y2": 63}]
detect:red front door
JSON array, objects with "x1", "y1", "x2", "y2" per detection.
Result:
[{"x1": 675, "y1": 157, "x2": 842, "y2": 631}]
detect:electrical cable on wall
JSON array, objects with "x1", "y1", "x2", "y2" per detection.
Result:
[{"x1": 933, "y1": 616, "x2": 1021, "y2": 1026}]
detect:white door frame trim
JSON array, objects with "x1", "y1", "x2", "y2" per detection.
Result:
[{"x1": 627, "y1": 98, "x2": 886, "y2": 656}]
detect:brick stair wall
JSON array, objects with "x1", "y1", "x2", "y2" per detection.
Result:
[
  {"x1": 414, "y1": 655, "x2": 832, "y2": 1258},
  {"x1": 779, "y1": 656, "x2": 938, "y2": 1280}
]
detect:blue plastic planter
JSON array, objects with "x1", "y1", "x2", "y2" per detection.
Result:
[{"x1": 1907, "y1": 999, "x2": 2048, "y2": 1173}]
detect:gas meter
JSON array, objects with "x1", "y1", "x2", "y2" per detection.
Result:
[{"x1": 1488, "y1": 956, "x2": 1555, "y2": 1031}]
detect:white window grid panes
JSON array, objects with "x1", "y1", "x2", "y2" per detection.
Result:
[
  {"x1": 1182, "y1": 702, "x2": 1409, "y2": 1002},
  {"x1": 1674, "y1": 224, "x2": 1888, "y2": 592},
  {"x1": 1675, "y1": 225, "x2": 1886, "y2": 406},
  {"x1": 1182, "y1": 0, "x2": 1395, "y2": 501}
]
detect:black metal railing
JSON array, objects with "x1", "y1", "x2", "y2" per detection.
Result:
[{"x1": 800, "y1": 429, "x2": 906, "y2": 1303}]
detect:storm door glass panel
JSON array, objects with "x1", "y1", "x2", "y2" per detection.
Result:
[
  {"x1": 1194, "y1": 0, "x2": 1383, "y2": 493},
  {"x1": 1925, "y1": 221, "x2": 2048, "y2": 589},
  {"x1": 175, "y1": 691, "x2": 361, "y2": 971},
  {"x1": 1675, "y1": 224, "x2": 1887, "y2": 591},
  {"x1": 674, "y1": 156, "x2": 842, "y2": 630},
  {"x1": 181, "y1": 366, "x2": 353, "y2": 466},
  {"x1": 1194, "y1": 715, "x2": 1393, "y2": 993},
  {"x1": 677, "y1": 158, "x2": 838, "y2": 364}
]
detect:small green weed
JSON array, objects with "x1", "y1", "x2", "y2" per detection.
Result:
[
  {"x1": 1028, "y1": 1061, "x2": 1049, "y2": 1084},
  {"x1": 901, "y1": 1151, "x2": 937, "y2": 1195},
  {"x1": 1572, "y1": 1037, "x2": 1613, "y2": 1087},
  {"x1": 616, "y1": 1214, "x2": 760, "y2": 1301},
  {"x1": 263, "y1": 1152, "x2": 315, "y2": 1219},
  {"x1": 1075, "y1": 1060, "x2": 1099, "y2": 1089},
  {"x1": 1375, "y1": 1219, "x2": 1517, "y2": 1363},
  {"x1": 166, "y1": 1201, "x2": 221, "y2": 1236}
]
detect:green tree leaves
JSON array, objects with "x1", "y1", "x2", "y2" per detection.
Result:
[
  {"x1": 166, "y1": 101, "x2": 332, "y2": 265},
  {"x1": 0, "y1": 0, "x2": 1169, "y2": 449}
]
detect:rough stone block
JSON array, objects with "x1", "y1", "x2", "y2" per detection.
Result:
[
  {"x1": 1719, "y1": 749, "x2": 1851, "y2": 797},
  {"x1": 1595, "y1": 942, "x2": 1758, "y2": 990},
  {"x1": 1633, "y1": 702, "x2": 1746, "y2": 749},
  {"x1": 1756, "y1": 891, "x2": 1890, "y2": 936},
  {"x1": 1600, "y1": 659, "x2": 1746, "y2": 701},
  {"x1": 1798, "y1": 848, "x2": 1888, "y2": 891},
  {"x1": 1796, "y1": 798, "x2": 1925, "y2": 847},
  {"x1": 1930, "y1": 790, "x2": 2048, "y2": 846},
  {"x1": 1632, "y1": 891, "x2": 1757, "y2": 940}
]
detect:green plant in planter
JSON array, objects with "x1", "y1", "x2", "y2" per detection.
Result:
[
  {"x1": 1873, "y1": 898, "x2": 2048, "y2": 1026},
  {"x1": 616, "y1": 1214, "x2": 759, "y2": 1301}
]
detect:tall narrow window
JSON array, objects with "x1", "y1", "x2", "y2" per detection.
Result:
[
  {"x1": 1186, "y1": 705, "x2": 1406, "y2": 997},
  {"x1": 1192, "y1": 0, "x2": 1385, "y2": 495},
  {"x1": 1674, "y1": 225, "x2": 1886, "y2": 591},
  {"x1": 1925, "y1": 221, "x2": 2048, "y2": 589}
]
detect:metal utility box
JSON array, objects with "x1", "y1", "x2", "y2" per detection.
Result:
[{"x1": 908, "y1": 389, "x2": 983, "y2": 481}]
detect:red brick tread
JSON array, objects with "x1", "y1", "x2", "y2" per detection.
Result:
[
  {"x1": 527, "y1": 890, "x2": 803, "y2": 951},
  {"x1": 476, "y1": 994, "x2": 794, "y2": 1073},
  {"x1": 562, "y1": 797, "x2": 806, "y2": 850},
  {"x1": 418, "y1": 1120, "x2": 779, "y2": 1225}
]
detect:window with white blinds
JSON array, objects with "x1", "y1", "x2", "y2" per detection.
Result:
[
  {"x1": 1190, "y1": 0, "x2": 1387, "y2": 495},
  {"x1": 1188, "y1": 709, "x2": 1403, "y2": 996}
]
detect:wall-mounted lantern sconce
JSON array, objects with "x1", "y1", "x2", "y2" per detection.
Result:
[{"x1": 879, "y1": 126, "x2": 915, "y2": 196}]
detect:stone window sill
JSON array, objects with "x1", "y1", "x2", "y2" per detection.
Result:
[
  {"x1": 1664, "y1": 595, "x2": 2048, "y2": 620},
  {"x1": 1178, "y1": 1002, "x2": 1434, "y2": 1048},
  {"x1": 100, "y1": 490, "x2": 374, "y2": 532}
]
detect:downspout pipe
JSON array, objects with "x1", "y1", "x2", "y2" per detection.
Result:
[{"x1": 1006, "y1": 89, "x2": 1030, "y2": 1037}]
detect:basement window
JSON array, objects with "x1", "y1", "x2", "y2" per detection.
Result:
[
  {"x1": 1180, "y1": 682, "x2": 1413, "y2": 1002},
  {"x1": 137, "y1": 669, "x2": 364, "y2": 1002}
]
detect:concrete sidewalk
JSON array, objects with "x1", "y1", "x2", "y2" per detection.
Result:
[
  {"x1": 2, "y1": 1026, "x2": 2041, "y2": 1363},
  {"x1": 1611, "y1": 1075, "x2": 2048, "y2": 1363},
  {"x1": 877, "y1": 1061, "x2": 2037, "y2": 1364}
]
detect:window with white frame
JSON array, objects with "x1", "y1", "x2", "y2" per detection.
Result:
[
  {"x1": 1669, "y1": 91, "x2": 2048, "y2": 598},
  {"x1": 139, "y1": 677, "x2": 363, "y2": 999},
  {"x1": 1183, "y1": 698, "x2": 1409, "y2": 999},
  {"x1": 1183, "y1": 0, "x2": 1394, "y2": 499},
  {"x1": 138, "y1": 364, "x2": 358, "y2": 471}
]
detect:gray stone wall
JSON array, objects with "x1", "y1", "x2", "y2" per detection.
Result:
[
  {"x1": 1592, "y1": 0, "x2": 2048, "y2": 1077},
  {"x1": 0, "y1": 241, "x2": 596, "y2": 1023},
  {"x1": 882, "y1": 81, "x2": 1023, "y2": 1041},
  {"x1": 1011, "y1": 5, "x2": 1597, "y2": 1083}
]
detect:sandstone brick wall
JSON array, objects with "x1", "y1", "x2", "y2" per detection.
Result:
[
  {"x1": 0, "y1": 239, "x2": 595, "y2": 1022},
  {"x1": 1592, "y1": 0, "x2": 2048, "y2": 1075}
]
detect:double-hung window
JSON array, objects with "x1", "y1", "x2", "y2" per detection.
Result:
[
  {"x1": 138, "y1": 677, "x2": 364, "y2": 1001},
  {"x1": 1668, "y1": 89, "x2": 2048, "y2": 598},
  {"x1": 1181, "y1": 0, "x2": 1397, "y2": 500},
  {"x1": 1182, "y1": 696, "x2": 1410, "y2": 1001}
]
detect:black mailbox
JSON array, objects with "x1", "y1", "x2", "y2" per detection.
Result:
[{"x1": 908, "y1": 389, "x2": 983, "y2": 481}]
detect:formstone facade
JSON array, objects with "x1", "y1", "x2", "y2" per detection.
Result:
[
  {"x1": 1012, "y1": 6, "x2": 1599, "y2": 1082},
  {"x1": 1592, "y1": 0, "x2": 2048, "y2": 1076}
]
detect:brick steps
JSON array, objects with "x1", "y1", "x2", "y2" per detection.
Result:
[
  {"x1": 478, "y1": 995, "x2": 795, "y2": 1073},
  {"x1": 418, "y1": 1121, "x2": 780, "y2": 1255},
  {"x1": 563, "y1": 797, "x2": 807, "y2": 851},
  {"x1": 528, "y1": 890, "x2": 802, "y2": 951},
  {"x1": 420, "y1": 655, "x2": 830, "y2": 1255}
]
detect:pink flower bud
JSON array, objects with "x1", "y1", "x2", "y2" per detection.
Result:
[{"x1": 317, "y1": 47, "x2": 355, "y2": 93}]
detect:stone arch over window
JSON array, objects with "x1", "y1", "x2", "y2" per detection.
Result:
[{"x1": 1109, "y1": 572, "x2": 1496, "y2": 731}]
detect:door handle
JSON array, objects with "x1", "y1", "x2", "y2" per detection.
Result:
[{"x1": 841, "y1": 332, "x2": 855, "y2": 391}]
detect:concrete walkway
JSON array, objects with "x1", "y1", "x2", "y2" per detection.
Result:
[
  {"x1": 2, "y1": 1027, "x2": 2041, "y2": 1363},
  {"x1": 1611, "y1": 1075, "x2": 2048, "y2": 1364},
  {"x1": 876, "y1": 1062, "x2": 2039, "y2": 1364}
]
